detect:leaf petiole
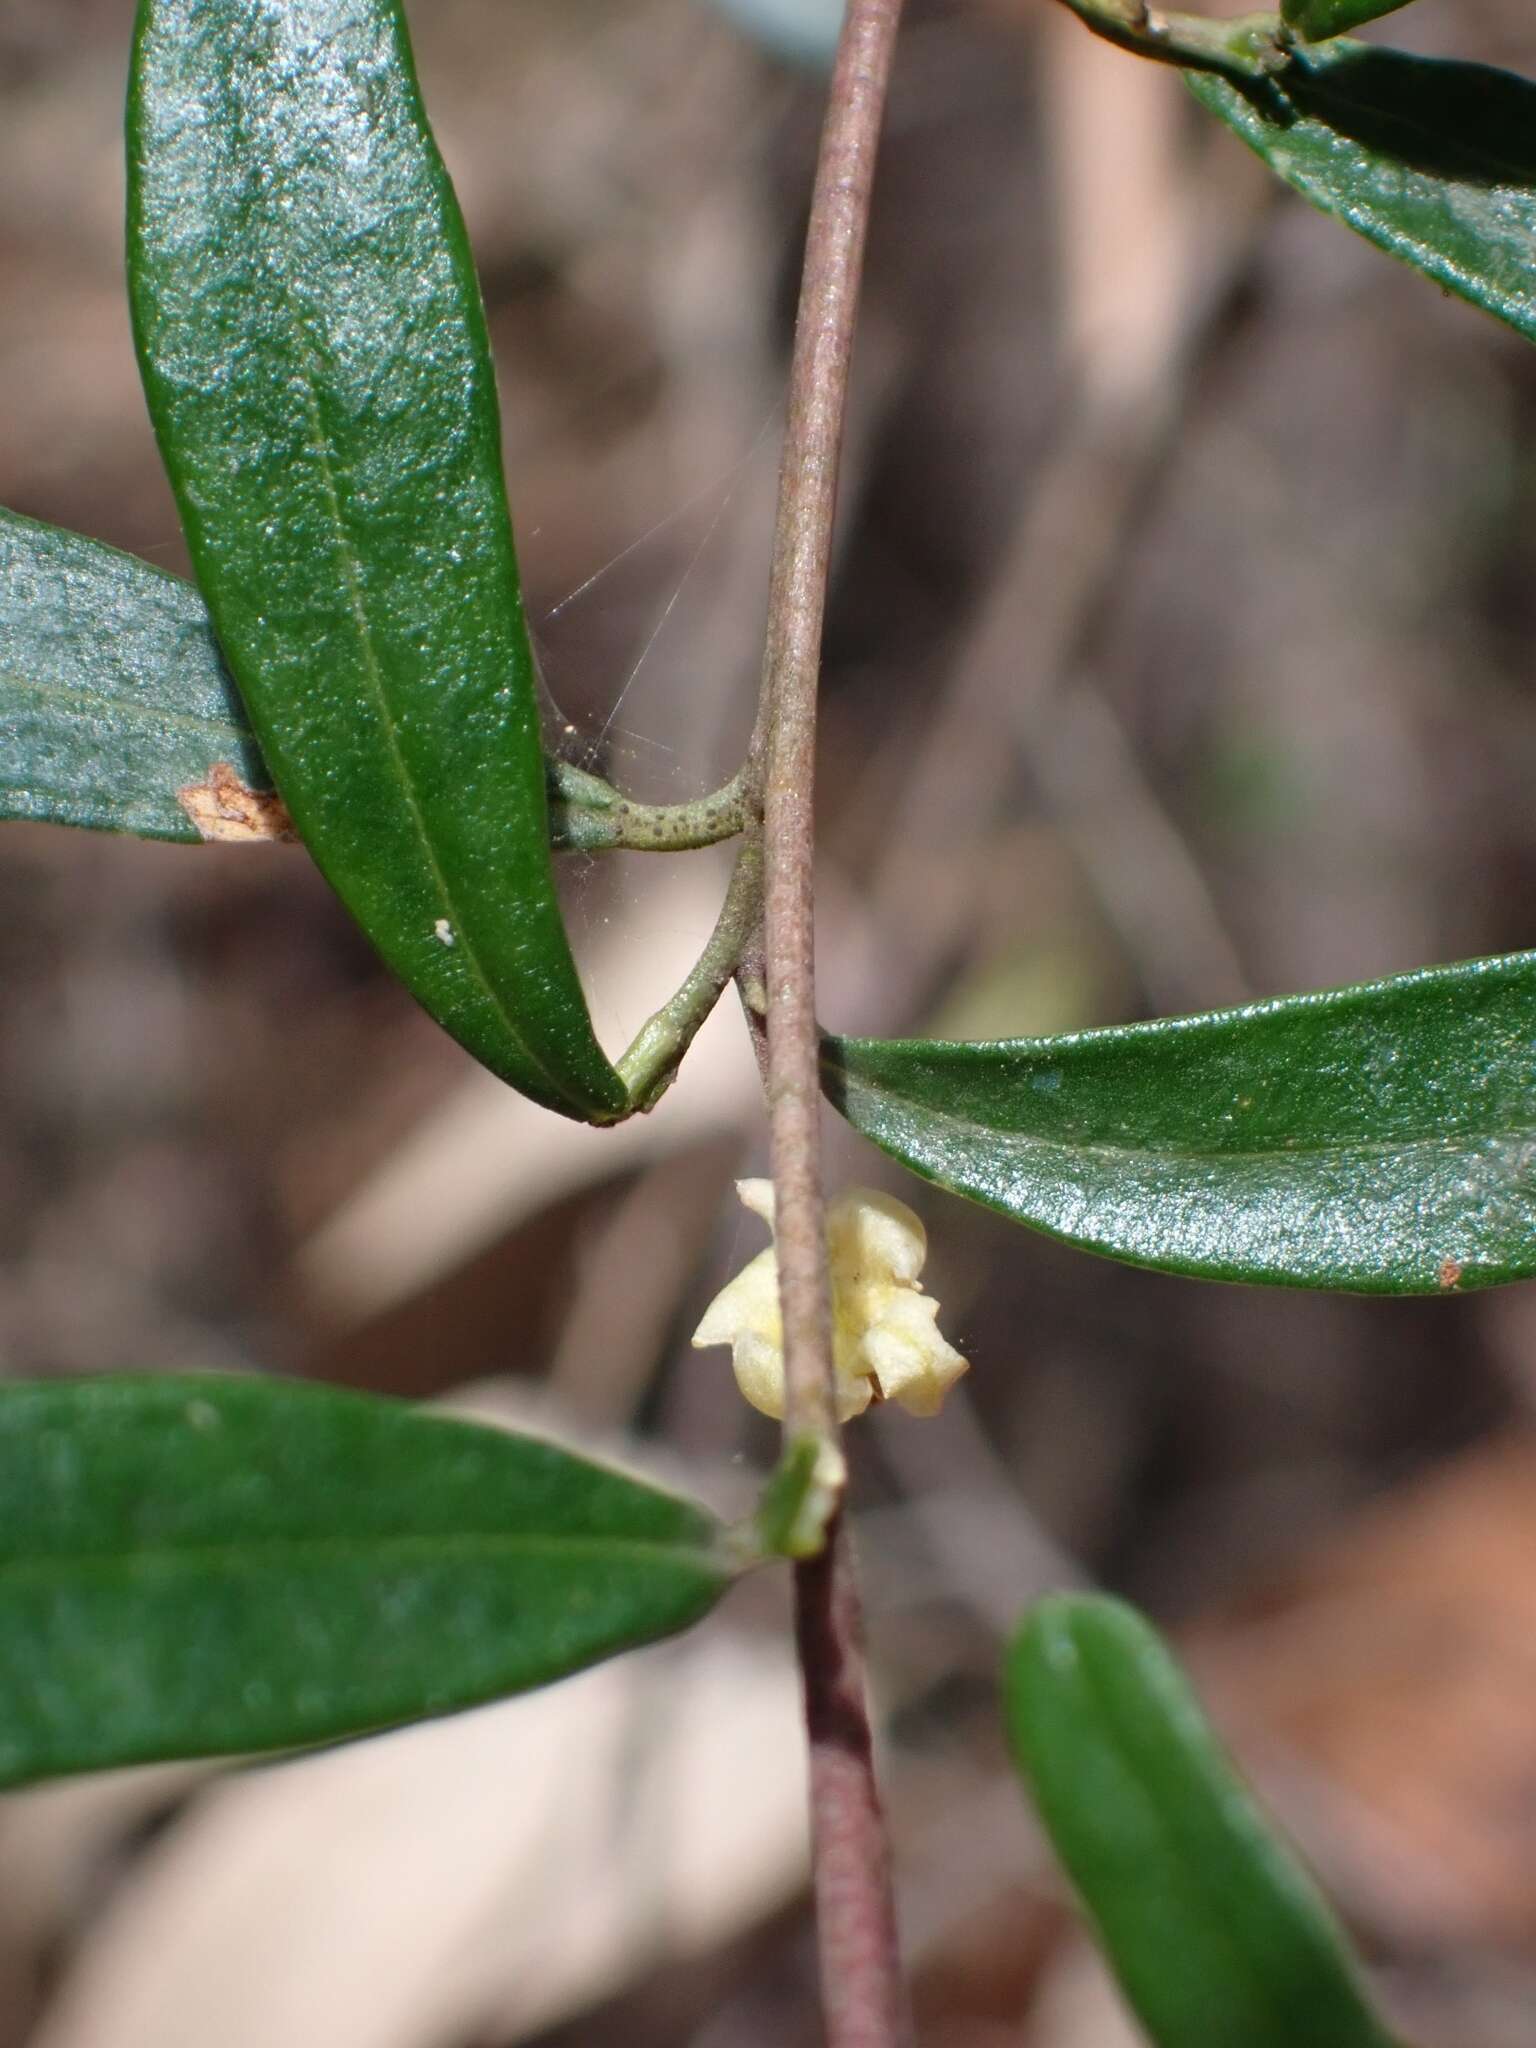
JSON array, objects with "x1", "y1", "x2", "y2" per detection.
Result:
[
  {"x1": 1050, "y1": 0, "x2": 1292, "y2": 79},
  {"x1": 547, "y1": 760, "x2": 751, "y2": 855},
  {"x1": 614, "y1": 836, "x2": 764, "y2": 1112}
]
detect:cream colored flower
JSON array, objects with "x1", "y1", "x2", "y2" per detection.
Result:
[{"x1": 693, "y1": 1180, "x2": 967, "y2": 1422}]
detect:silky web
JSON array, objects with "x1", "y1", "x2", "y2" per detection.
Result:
[
  {"x1": 525, "y1": 408, "x2": 780, "y2": 1053},
  {"x1": 530, "y1": 408, "x2": 776, "y2": 792}
]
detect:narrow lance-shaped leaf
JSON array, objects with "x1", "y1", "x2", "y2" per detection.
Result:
[
  {"x1": 0, "y1": 1375, "x2": 735, "y2": 1790},
  {"x1": 1281, "y1": 0, "x2": 1419, "y2": 43},
  {"x1": 127, "y1": 0, "x2": 626, "y2": 1121},
  {"x1": 0, "y1": 507, "x2": 284, "y2": 844},
  {"x1": 1188, "y1": 42, "x2": 1536, "y2": 349},
  {"x1": 0, "y1": 510, "x2": 641, "y2": 851},
  {"x1": 1004, "y1": 1596, "x2": 1399, "y2": 2048},
  {"x1": 824, "y1": 951, "x2": 1536, "y2": 1293}
]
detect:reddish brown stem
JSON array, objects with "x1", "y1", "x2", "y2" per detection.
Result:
[
  {"x1": 796, "y1": 1520, "x2": 909, "y2": 2048},
  {"x1": 749, "y1": 0, "x2": 910, "y2": 2040}
]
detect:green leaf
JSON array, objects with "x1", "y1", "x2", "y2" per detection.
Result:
[
  {"x1": 1188, "y1": 42, "x2": 1536, "y2": 349},
  {"x1": 0, "y1": 507, "x2": 278, "y2": 844},
  {"x1": 0, "y1": 1375, "x2": 733, "y2": 1789},
  {"x1": 1004, "y1": 1596, "x2": 1398, "y2": 2048},
  {"x1": 0, "y1": 511, "x2": 640, "y2": 854},
  {"x1": 1280, "y1": 0, "x2": 1417, "y2": 42},
  {"x1": 823, "y1": 951, "x2": 1536, "y2": 1292},
  {"x1": 127, "y1": 0, "x2": 626, "y2": 1122}
]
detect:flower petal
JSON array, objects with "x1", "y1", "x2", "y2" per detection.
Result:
[
  {"x1": 694, "y1": 1180, "x2": 965, "y2": 1423},
  {"x1": 832, "y1": 1371, "x2": 876, "y2": 1423},
  {"x1": 692, "y1": 1247, "x2": 780, "y2": 1349},
  {"x1": 732, "y1": 1327, "x2": 789, "y2": 1419},
  {"x1": 827, "y1": 1187, "x2": 926, "y2": 1289},
  {"x1": 862, "y1": 1292, "x2": 968, "y2": 1417}
]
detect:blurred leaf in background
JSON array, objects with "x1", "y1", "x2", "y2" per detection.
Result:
[{"x1": 1005, "y1": 1595, "x2": 1398, "y2": 2048}]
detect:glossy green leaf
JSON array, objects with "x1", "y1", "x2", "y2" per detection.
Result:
[
  {"x1": 127, "y1": 0, "x2": 626, "y2": 1121},
  {"x1": 0, "y1": 507, "x2": 277, "y2": 843},
  {"x1": 1188, "y1": 42, "x2": 1536, "y2": 349},
  {"x1": 823, "y1": 951, "x2": 1536, "y2": 1292},
  {"x1": 0, "y1": 511, "x2": 641, "y2": 855},
  {"x1": 1280, "y1": 0, "x2": 1417, "y2": 41},
  {"x1": 0, "y1": 1375, "x2": 733, "y2": 1789},
  {"x1": 1005, "y1": 1597, "x2": 1397, "y2": 2048}
]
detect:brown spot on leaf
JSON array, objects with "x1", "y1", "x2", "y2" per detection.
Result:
[
  {"x1": 177, "y1": 763, "x2": 295, "y2": 843},
  {"x1": 1437, "y1": 1256, "x2": 1464, "y2": 1291}
]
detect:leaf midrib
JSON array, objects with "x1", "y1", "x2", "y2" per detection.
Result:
[
  {"x1": 289, "y1": 358, "x2": 570, "y2": 1105},
  {"x1": 167, "y1": 46, "x2": 596, "y2": 1111},
  {"x1": 849, "y1": 1080, "x2": 1536, "y2": 1172},
  {"x1": 0, "y1": 670, "x2": 248, "y2": 743},
  {"x1": 0, "y1": 1528, "x2": 724, "y2": 1584}
]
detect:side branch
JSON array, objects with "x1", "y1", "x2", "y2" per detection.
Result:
[{"x1": 615, "y1": 837, "x2": 763, "y2": 1110}]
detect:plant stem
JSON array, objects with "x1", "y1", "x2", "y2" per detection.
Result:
[
  {"x1": 796, "y1": 1513, "x2": 907, "y2": 2048},
  {"x1": 759, "y1": 0, "x2": 898, "y2": 1460},
  {"x1": 751, "y1": 0, "x2": 910, "y2": 2041},
  {"x1": 1049, "y1": 0, "x2": 1290, "y2": 76},
  {"x1": 613, "y1": 835, "x2": 763, "y2": 1110},
  {"x1": 557, "y1": 761, "x2": 762, "y2": 1117},
  {"x1": 547, "y1": 760, "x2": 750, "y2": 854}
]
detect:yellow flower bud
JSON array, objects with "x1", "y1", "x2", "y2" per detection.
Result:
[{"x1": 693, "y1": 1180, "x2": 967, "y2": 1422}]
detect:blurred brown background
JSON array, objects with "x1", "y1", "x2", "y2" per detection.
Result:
[{"x1": 4, "y1": 0, "x2": 1536, "y2": 2042}]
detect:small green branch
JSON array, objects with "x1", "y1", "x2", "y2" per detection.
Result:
[
  {"x1": 547, "y1": 759, "x2": 750, "y2": 855},
  {"x1": 1051, "y1": 0, "x2": 1291, "y2": 77},
  {"x1": 614, "y1": 834, "x2": 765, "y2": 1112}
]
